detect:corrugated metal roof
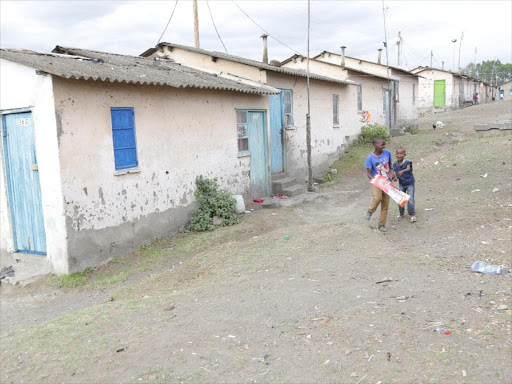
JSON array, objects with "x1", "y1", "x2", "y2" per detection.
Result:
[
  {"x1": 0, "y1": 48, "x2": 279, "y2": 95},
  {"x1": 280, "y1": 54, "x2": 400, "y2": 81},
  {"x1": 311, "y1": 51, "x2": 422, "y2": 78},
  {"x1": 412, "y1": 67, "x2": 493, "y2": 84},
  {"x1": 140, "y1": 43, "x2": 358, "y2": 86},
  {"x1": 411, "y1": 66, "x2": 466, "y2": 79}
]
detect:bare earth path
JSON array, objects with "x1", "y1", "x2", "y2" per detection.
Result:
[{"x1": 1, "y1": 101, "x2": 511, "y2": 383}]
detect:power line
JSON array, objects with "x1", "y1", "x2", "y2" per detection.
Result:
[
  {"x1": 231, "y1": 0, "x2": 302, "y2": 55},
  {"x1": 157, "y1": 0, "x2": 179, "y2": 44},
  {"x1": 206, "y1": 0, "x2": 228, "y2": 53}
]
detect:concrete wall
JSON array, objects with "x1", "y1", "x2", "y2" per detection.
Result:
[
  {"x1": 415, "y1": 69, "x2": 457, "y2": 111},
  {"x1": 281, "y1": 59, "x2": 389, "y2": 127},
  {"x1": 156, "y1": 46, "x2": 267, "y2": 83},
  {"x1": 150, "y1": 47, "x2": 368, "y2": 180},
  {"x1": 501, "y1": 81, "x2": 512, "y2": 101},
  {"x1": 390, "y1": 70, "x2": 419, "y2": 128},
  {"x1": 265, "y1": 72, "x2": 359, "y2": 182},
  {"x1": 0, "y1": 59, "x2": 68, "y2": 273},
  {"x1": 52, "y1": 77, "x2": 268, "y2": 272}
]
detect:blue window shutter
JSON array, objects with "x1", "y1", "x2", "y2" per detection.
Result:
[{"x1": 110, "y1": 108, "x2": 138, "y2": 170}]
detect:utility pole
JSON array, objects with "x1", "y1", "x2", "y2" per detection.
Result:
[
  {"x1": 306, "y1": 0, "x2": 313, "y2": 192},
  {"x1": 430, "y1": 50, "x2": 433, "y2": 67},
  {"x1": 193, "y1": 0, "x2": 200, "y2": 48},
  {"x1": 451, "y1": 39, "x2": 457, "y2": 72},
  {"x1": 458, "y1": 32, "x2": 464, "y2": 72},
  {"x1": 397, "y1": 31, "x2": 401, "y2": 67}
]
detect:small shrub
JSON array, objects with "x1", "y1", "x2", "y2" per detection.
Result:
[
  {"x1": 356, "y1": 123, "x2": 391, "y2": 144},
  {"x1": 185, "y1": 176, "x2": 239, "y2": 232},
  {"x1": 409, "y1": 126, "x2": 420, "y2": 135}
]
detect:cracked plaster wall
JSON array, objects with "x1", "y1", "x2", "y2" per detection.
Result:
[{"x1": 52, "y1": 78, "x2": 267, "y2": 272}]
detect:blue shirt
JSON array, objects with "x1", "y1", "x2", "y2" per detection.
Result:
[
  {"x1": 393, "y1": 159, "x2": 415, "y2": 186},
  {"x1": 365, "y1": 149, "x2": 392, "y2": 180}
]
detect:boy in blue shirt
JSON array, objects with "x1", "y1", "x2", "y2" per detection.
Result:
[
  {"x1": 393, "y1": 147, "x2": 416, "y2": 222},
  {"x1": 364, "y1": 137, "x2": 394, "y2": 232}
]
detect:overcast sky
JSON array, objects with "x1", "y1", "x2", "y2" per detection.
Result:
[{"x1": 1, "y1": 0, "x2": 511, "y2": 71}]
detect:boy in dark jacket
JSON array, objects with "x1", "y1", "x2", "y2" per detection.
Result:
[{"x1": 393, "y1": 147, "x2": 416, "y2": 222}]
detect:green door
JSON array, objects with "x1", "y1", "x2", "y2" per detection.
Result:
[{"x1": 434, "y1": 80, "x2": 446, "y2": 107}]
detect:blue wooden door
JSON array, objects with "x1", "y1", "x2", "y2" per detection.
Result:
[
  {"x1": 247, "y1": 111, "x2": 269, "y2": 198},
  {"x1": 2, "y1": 112, "x2": 47, "y2": 254},
  {"x1": 269, "y1": 93, "x2": 284, "y2": 174}
]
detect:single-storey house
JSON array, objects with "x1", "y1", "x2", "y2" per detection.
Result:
[
  {"x1": 281, "y1": 53, "x2": 400, "y2": 132},
  {"x1": 411, "y1": 66, "x2": 466, "y2": 111},
  {"x1": 499, "y1": 80, "x2": 512, "y2": 101},
  {"x1": 311, "y1": 49, "x2": 420, "y2": 131},
  {"x1": 411, "y1": 67, "x2": 494, "y2": 111},
  {"x1": 138, "y1": 42, "x2": 360, "y2": 190},
  {"x1": 0, "y1": 47, "x2": 282, "y2": 274}
]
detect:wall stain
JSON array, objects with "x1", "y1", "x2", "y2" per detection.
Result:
[
  {"x1": 98, "y1": 187, "x2": 106, "y2": 205},
  {"x1": 55, "y1": 111, "x2": 64, "y2": 144}
]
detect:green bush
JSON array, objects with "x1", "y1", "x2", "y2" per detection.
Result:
[
  {"x1": 185, "y1": 176, "x2": 239, "y2": 232},
  {"x1": 356, "y1": 123, "x2": 391, "y2": 144}
]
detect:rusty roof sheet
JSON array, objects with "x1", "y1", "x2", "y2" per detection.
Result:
[
  {"x1": 0, "y1": 47, "x2": 279, "y2": 95},
  {"x1": 140, "y1": 43, "x2": 358, "y2": 86}
]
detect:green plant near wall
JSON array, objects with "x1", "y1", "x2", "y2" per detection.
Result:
[
  {"x1": 185, "y1": 176, "x2": 239, "y2": 232},
  {"x1": 356, "y1": 123, "x2": 391, "y2": 144}
]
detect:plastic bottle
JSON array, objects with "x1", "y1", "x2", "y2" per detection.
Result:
[{"x1": 471, "y1": 261, "x2": 504, "y2": 275}]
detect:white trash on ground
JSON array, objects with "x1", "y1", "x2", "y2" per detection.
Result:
[
  {"x1": 232, "y1": 195, "x2": 245, "y2": 214},
  {"x1": 471, "y1": 261, "x2": 504, "y2": 275}
]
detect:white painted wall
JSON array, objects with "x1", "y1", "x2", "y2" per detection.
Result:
[
  {"x1": 0, "y1": 59, "x2": 68, "y2": 273},
  {"x1": 149, "y1": 46, "x2": 366, "y2": 179},
  {"x1": 413, "y1": 68, "x2": 457, "y2": 110},
  {"x1": 281, "y1": 59, "x2": 389, "y2": 127},
  {"x1": 501, "y1": 81, "x2": 512, "y2": 101},
  {"x1": 265, "y1": 72, "x2": 359, "y2": 181},
  {"x1": 315, "y1": 54, "x2": 419, "y2": 127},
  {"x1": 158, "y1": 46, "x2": 267, "y2": 83},
  {"x1": 52, "y1": 77, "x2": 268, "y2": 271}
]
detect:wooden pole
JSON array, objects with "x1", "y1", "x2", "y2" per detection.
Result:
[
  {"x1": 306, "y1": 0, "x2": 313, "y2": 192},
  {"x1": 193, "y1": 0, "x2": 200, "y2": 48}
]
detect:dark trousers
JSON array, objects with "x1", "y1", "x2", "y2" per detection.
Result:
[{"x1": 399, "y1": 184, "x2": 415, "y2": 216}]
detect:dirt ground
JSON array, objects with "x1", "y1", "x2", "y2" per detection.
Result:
[{"x1": 1, "y1": 101, "x2": 511, "y2": 384}]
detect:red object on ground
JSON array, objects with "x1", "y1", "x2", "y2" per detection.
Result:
[
  {"x1": 444, "y1": 330, "x2": 451, "y2": 335},
  {"x1": 253, "y1": 199, "x2": 264, "y2": 203}
]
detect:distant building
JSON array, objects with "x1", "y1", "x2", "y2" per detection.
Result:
[
  {"x1": 500, "y1": 80, "x2": 512, "y2": 101},
  {"x1": 411, "y1": 66, "x2": 493, "y2": 111},
  {"x1": 311, "y1": 49, "x2": 420, "y2": 132},
  {"x1": 281, "y1": 53, "x2": 399, "y2": 132}
]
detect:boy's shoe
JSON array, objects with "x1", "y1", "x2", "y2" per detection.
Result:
[
  {"x1": 397, "y1": 214, "x2": 404, "y2": 219},
  {"x1": 378, "y1": 225, "x2": 388, "y2": 232},
  {"x1": 410, "y1": 216, "x2": 417, "y2": 223},
  {"x1": 365, "y1": 211, "x2": 373, "y2": 220}
]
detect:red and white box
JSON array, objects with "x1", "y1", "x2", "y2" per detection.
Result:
[{"x1": 370, "y1": 175, "x2": 410, "y2": 208}]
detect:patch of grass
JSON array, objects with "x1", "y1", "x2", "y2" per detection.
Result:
[
  {"x1": 321, "y1": 144, "x2": 373, "y2": 186},
  {"x1": 53, "y1": 268, "x2": 93, "y2": 288}
]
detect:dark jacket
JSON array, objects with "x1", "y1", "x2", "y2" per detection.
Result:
[{"x1": 393, "y1": 159, "x2": 415, "y2": 186}]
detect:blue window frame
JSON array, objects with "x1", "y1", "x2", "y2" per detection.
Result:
[
  {"x1": 110, "y1": 107, "x2": 138, "y2": 170},
  {"x1": 281, "y1": 89, "x2": 293, "y2": 127},
  {"x1": 237, "y1": 110, "x2": 249, "y2": 156}
]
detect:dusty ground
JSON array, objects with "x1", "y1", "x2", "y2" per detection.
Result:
[{"x1": 1, "y1": 101, "x2": 511, "y2": 384}]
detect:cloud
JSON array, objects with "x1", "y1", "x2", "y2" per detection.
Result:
[{"x1": 0, "y1": 0, "x2": 510, "y2": 70}]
